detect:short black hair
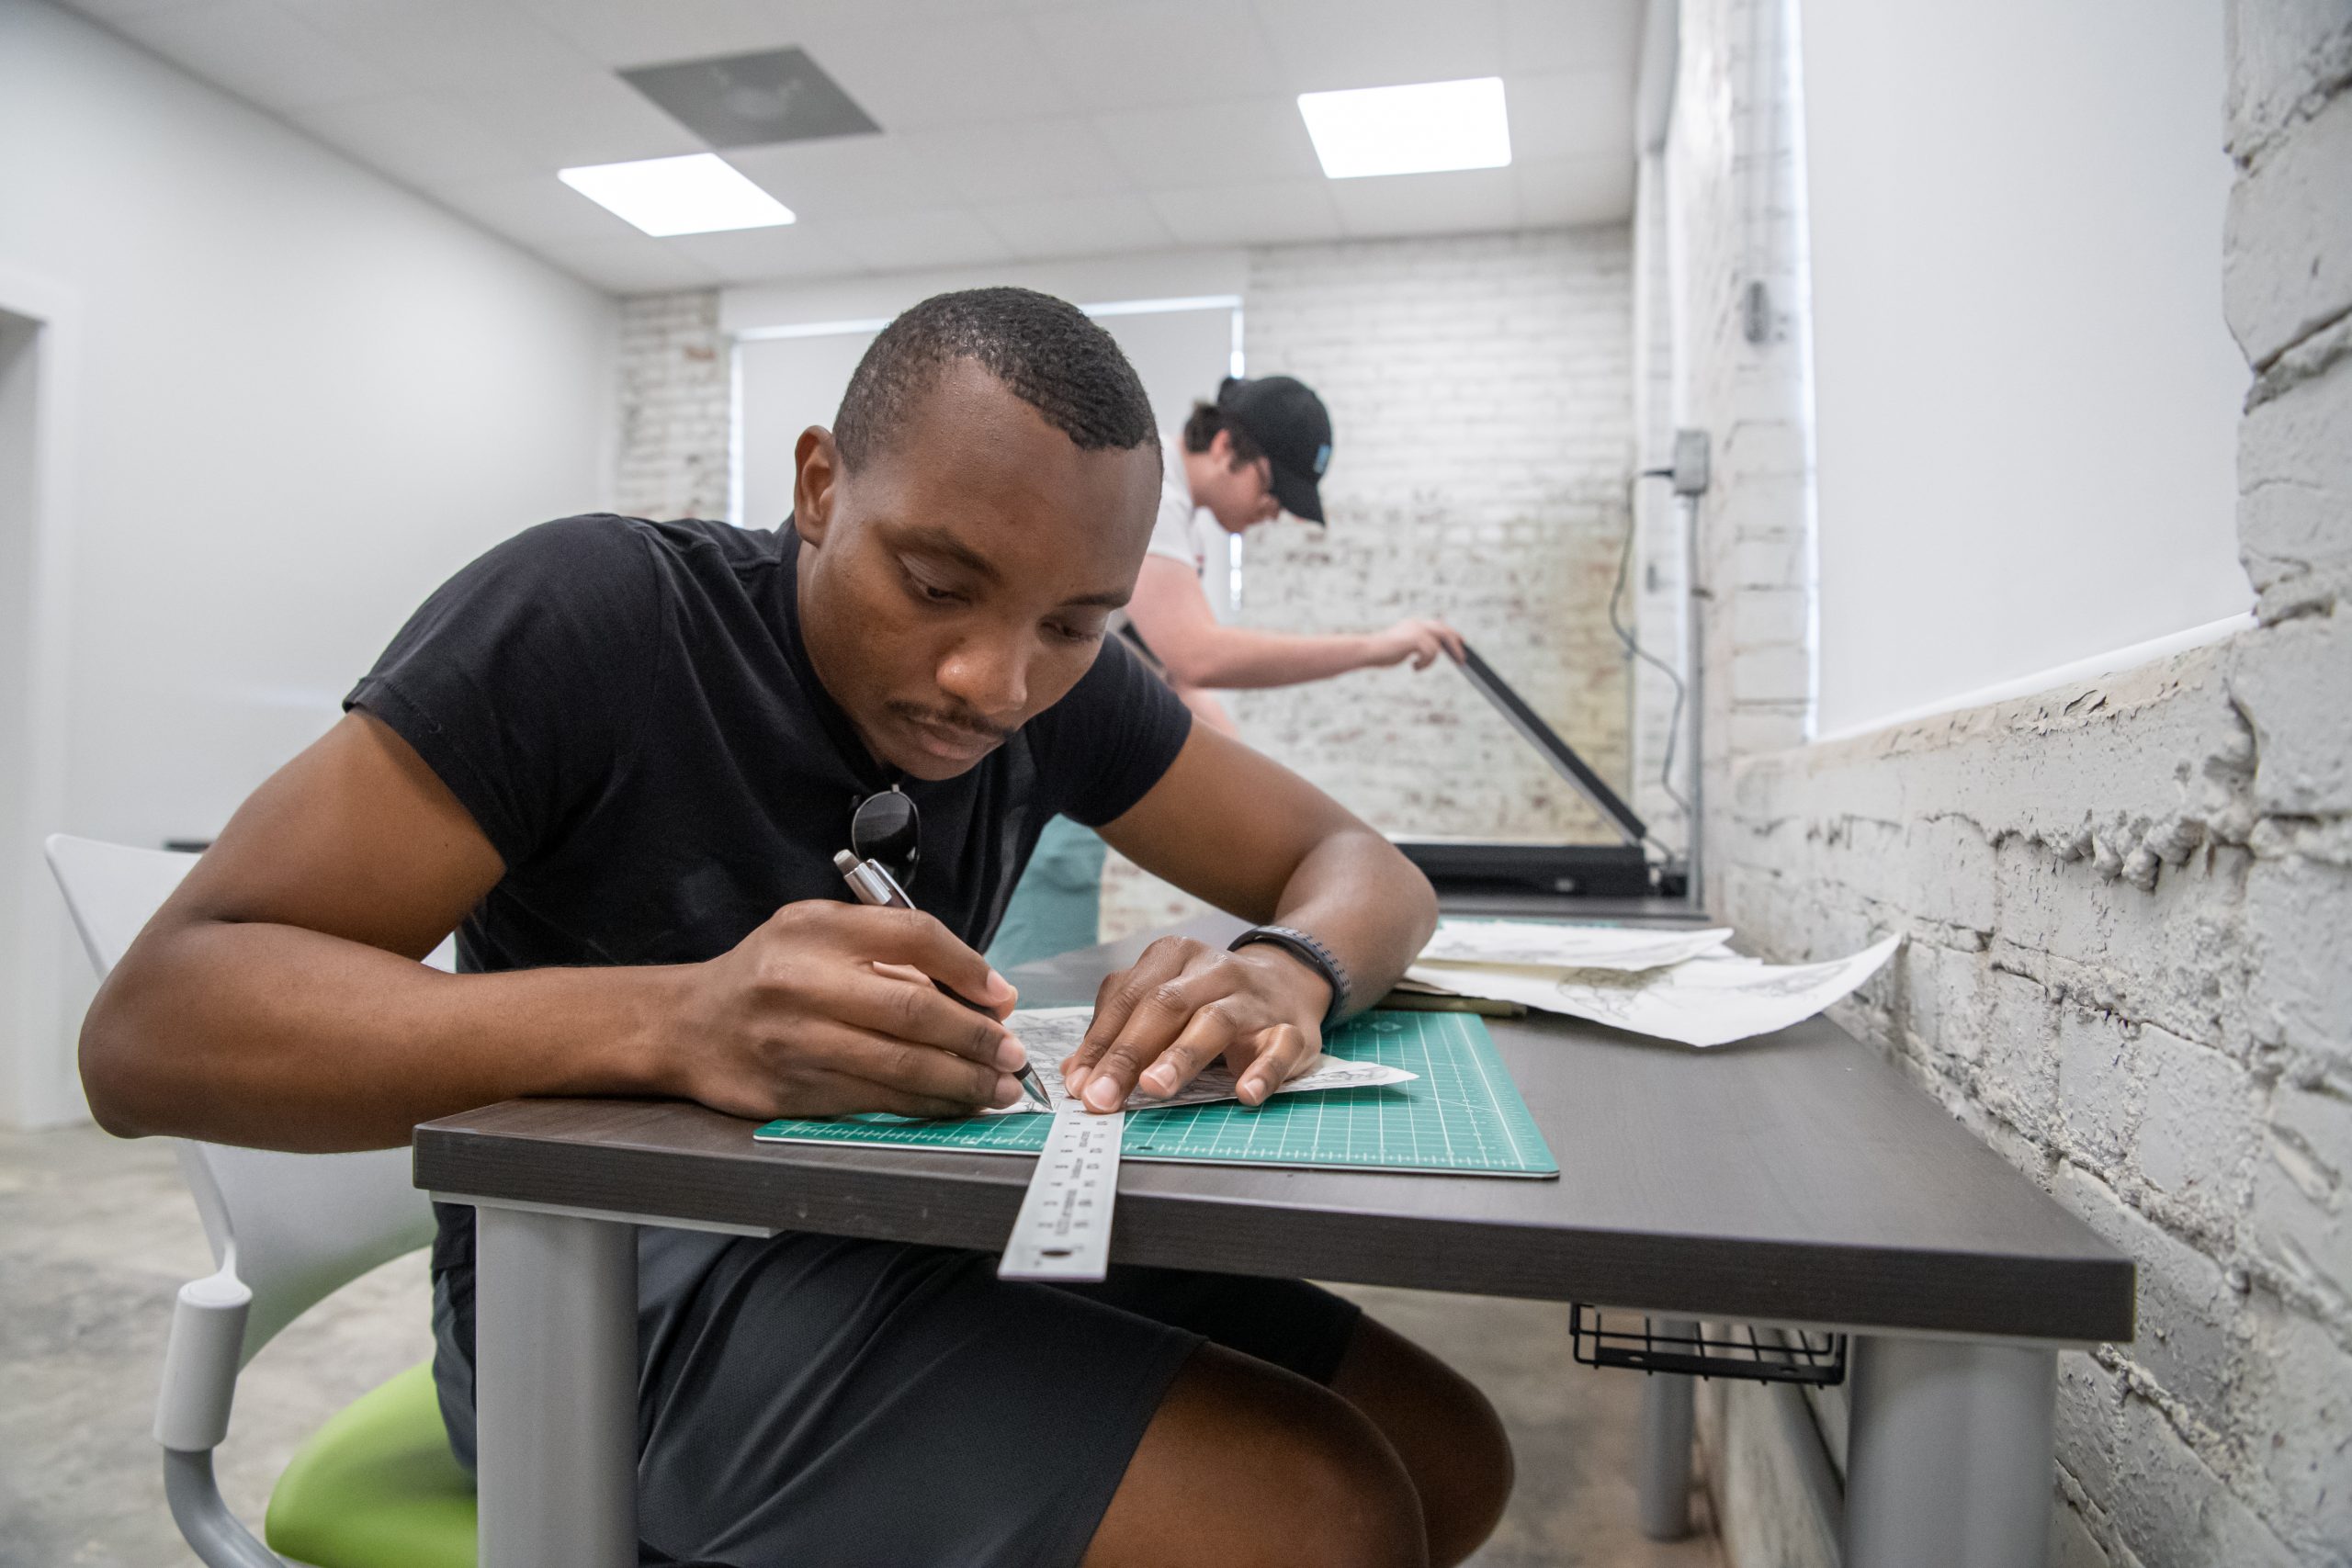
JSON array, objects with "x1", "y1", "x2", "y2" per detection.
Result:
[
  {"x1": 1181, "y1": 400, "x2": 1267, "y2": 467},
  {"x1": 833, "y1": 288, "x2": 1159, "y2": 472}
]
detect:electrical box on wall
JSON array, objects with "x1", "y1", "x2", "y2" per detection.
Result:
[{"x1": 1670, "y1": 429, "x2": 1710, "y2": 497}]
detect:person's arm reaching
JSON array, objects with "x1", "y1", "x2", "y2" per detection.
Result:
[
  {"x1": 77, "y1": 711, "x2": 1029, "y2": 1152},
  {"x1": 1061, "y1": 722, "x2": 1438, "y2": 1111},
  {"x1": 1125, "y1": 556, "x2": 1464, "y2": 690}
]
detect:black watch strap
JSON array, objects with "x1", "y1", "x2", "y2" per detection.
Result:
[{"x1": 1227, "y1": 924, "x2": 1351, "y2": 1029}]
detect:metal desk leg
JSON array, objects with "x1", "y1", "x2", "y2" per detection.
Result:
[
  {"x1": 474, "y1": 1203, "x2": 638, "y2": 1568},
  {"x1": 1636, "y1": 1317, "x2": 1696, "y2": 1540},
  {"x1": 1841, "y1": 1335, "x2": 2055, "y2": 1568}
]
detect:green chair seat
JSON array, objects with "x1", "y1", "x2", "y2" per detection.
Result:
[{"x1": 265, "y1": 1359, "x2": 478, "y2": 1568}]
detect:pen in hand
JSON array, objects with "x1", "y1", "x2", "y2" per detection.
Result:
[{"x1": 832, "y1": 849, "x2": 1055, "y2": 1111}]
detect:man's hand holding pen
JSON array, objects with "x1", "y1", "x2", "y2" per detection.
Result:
[{"x1": 664, "y1": 899, "x2": 1031, "y2": 1123}]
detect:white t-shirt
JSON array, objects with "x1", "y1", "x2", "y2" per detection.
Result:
[{"x1": 1147, "y1": 431, "x2": 1204, "y2": 574}]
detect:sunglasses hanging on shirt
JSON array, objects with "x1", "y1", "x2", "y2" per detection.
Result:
[{"x1": 850, "y1": 784, "x2": 920, "y2": 890}]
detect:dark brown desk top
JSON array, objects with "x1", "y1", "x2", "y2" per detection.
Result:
[{"x1": 415, "y1": 919, "x2": 2134, "y2": 1345}]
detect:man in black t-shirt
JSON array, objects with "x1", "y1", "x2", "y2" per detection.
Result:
[{"x1": 80, "y1": 288, "x2": 1510, "y2": 1568}]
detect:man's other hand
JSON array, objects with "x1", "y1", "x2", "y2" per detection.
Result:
[
  {"x1": 672, "y1": 902, "x2": 1027, "y2": 1122},
  {"x1": 1364, "y1": 617, "x2": 1467, "y2": 671},
  {"x1": 1060, "y1": 935, "x2": 1330, "y2": 1112}
]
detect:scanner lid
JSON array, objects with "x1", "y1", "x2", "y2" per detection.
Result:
[{"x1": 1451, "y1": 640, "x2": 1649, "y2": 849}]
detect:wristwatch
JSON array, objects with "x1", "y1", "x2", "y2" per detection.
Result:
[{"x1": 1227, "y1": 924, "x2": 1351, "y2": 1029}]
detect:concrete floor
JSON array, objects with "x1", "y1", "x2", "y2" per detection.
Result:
[{"x1": 1, "y1": 1123, "x2": 1723, "y2": 1567}]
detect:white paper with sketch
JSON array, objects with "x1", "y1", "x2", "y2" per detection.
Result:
[
  {"x1": 1405, "y1": 935, "x2": 1902, "y2": 1048},
  {"x1": 981, "y1": 1005, "x2": 1417, "y2": 1115},
  {"x1": 1416, "y1": 919, "x2": 1735, "y2": 973}
]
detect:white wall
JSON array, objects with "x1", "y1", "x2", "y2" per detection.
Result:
[
  {"x1": 1803, "y1": 0, "x2": 2251, "y2": 736},
  {"x1": 0, "y1": 309, "x2": 41, "y2": 1130},
  {"x1": 0, "y1": 0, "x2": 617, "y2": 1124}
]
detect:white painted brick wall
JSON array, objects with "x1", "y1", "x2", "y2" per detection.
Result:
[
  {"x1": 1108, "y1": 229, "x2": 1638, "y2": 937},
  {"x1": 1630, "y1": 151, "x2": 1694, "y2": 847},
  {"x1": 1228, "y1": 229, "x2": 1634, "y2": 838},
  {"x1": 1683, "y1": 0, "x2": 2352, "y2": 1563},
  {"x1": 614, "y1": 290, "x2": 729, "y2": 523},
  {"x1": 1636, "y1": 0, "x2": 1820, "y2": 938}
]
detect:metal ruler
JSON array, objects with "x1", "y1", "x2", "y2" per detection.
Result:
[{"x1": 997, "y1": 1108, "x2": 1124, "y2": 1281}]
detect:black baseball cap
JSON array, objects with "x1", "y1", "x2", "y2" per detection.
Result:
[{"x1": 1216, "y1": 375, "x2": 1333, "y2": 524}]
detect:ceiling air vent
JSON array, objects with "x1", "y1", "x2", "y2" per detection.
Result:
[{"x1": 620, "y1": 47, "x2": 880, "y2": 150}]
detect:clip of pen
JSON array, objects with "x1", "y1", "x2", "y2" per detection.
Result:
[{"x1": 832, "y1": 849, "x2": 1054, "y2": 1110}]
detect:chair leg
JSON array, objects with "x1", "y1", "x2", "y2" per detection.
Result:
[{"x1": 163, "y1": 1448, "x2": 284, "y2": 1568}]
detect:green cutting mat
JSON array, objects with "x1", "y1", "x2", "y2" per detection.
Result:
[{"x1": 753, "y1": 1010, "x2": 1557, "y2": 1179}]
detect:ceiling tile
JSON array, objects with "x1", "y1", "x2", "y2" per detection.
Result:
[
  {"x1": 277, "y1": 0, "x2": 606, "y2": 91},
  {"x1": 423, "y1": 172, "x2": 643, "y2": 246},
  {"x1": 1513, "y1": 152, "x2": 1634, "y2": 227},
  {"x1": 291, "y1": 92, "x2": 541, "y2": 186},
  {"x1": 538, "y1": 232, "x2": 727, "y2": 293},
  {"x1": 665, "y1": 224, "x2": 864, "y2": 284},
  {"x1": 74, "y1": 0, "x2": 1648, "y2": 275},
  {"x1": 725, "y1": 137, "x2": 967, "y2": 222},
  {"x1": 1499, "y1": 0, "x2": 1642, "y2": 75},
  {"x1": 1329, "y1": 166, "x2": 1519, "y2": 239},
  {"x1": 1147, "y1": 178, "x2": 1342, "y2": 247},
  {"x1": 975, "y1": 194, "x2": 1178, "y2": 263},
  {"x1": 893, "y1": 119, "x2": 1134, "y2": 206},
  {"x1": 1022, "y1": 0, "x2": 1283, "y2": 113},
  {"x1": 1091, "y1": 97, "x2": 1322, "y2": 191},
  {"x1": 438, "y1": 68, "x2": 706, "y2": 169},
  {"x1": 820, "y1": 208, "x2": 1014, "y2": 272},
  {"x1": 1251, "y1": 0, "x2": 1503, "y2": 94},
  {"x1": 1507, "y1": 68, "x2": 1634, "y2": 162},
  {"x1": 786, "y1": 13, "x2": 1080, "y2": 133},
  {"x1": 57, "y1": 0, "x2": 216, "y2": 23},
  {"x1": 108, "y1": 1, "x2": 402, "y2": 111},
  {"x1": 508, "y1": 0, "x2": 789, "y2": 68}
]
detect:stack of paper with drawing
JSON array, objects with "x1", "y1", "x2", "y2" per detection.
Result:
[
  {"x1": 1405, "y1": 919, "x2": 1902, "y2": 1048},
  {"x1": 981, "y1": 1007, "x2": 1419, "y2": 1115},
  {"x1": 1417, "y1": 921, "x2": 1736, "y2": 972}
]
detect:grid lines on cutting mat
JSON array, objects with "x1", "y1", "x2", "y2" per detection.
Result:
[{"x1": 752, "y1": 1010, "x2": 1557, "y2": 1178}]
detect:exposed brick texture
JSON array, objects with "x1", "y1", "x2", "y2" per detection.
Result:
[
  {"x1": 614, "y1": 291, "x2": 729, "y2": 523},
  {"x1": 1111, "y1": 231, "x2": 1639, "y2": 939},
  {"x1": 1227, "y1": 230, "x2": 1634, "y2": 840},
  {"x1": 1634, "y1": 0, "x2": 1821, "y2": 927},
  {"x1": 1681, "y1": 1, "x2": 2352, "y2": 1564},
  {"x1": 1628, "y1": 153, "x2": 1694, "y2": 847}
]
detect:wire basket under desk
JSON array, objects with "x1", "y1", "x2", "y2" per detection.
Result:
[{"x1": 1569, "y1": 1306, "x2": 1848, "y2": 1386}]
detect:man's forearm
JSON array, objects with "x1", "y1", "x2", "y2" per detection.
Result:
[
  {"x1": 1264, "y1": 826, "x2": 1439, "y2": 1021},
  {"x1": 82, "y1": 919, "x2": 677, "y2": 1152},
  {"x1": 1159, "y1": 623, "x2": 1377, "y2": 690}
]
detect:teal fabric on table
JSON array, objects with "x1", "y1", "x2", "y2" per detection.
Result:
[{"x1": 987, "y1": 815, "x2": 1107, "y2": 970}]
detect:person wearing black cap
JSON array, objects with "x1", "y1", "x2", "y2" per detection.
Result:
[{"x1": 1123, "y1": 374, "x2": 1464, "y2": 734}]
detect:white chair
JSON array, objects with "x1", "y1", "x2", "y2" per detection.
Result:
[{"x1": 44, "y1": 834, "x2": 469, "y2": 1568}]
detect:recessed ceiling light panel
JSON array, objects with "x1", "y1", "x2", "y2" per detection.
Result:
[
  {"x1": 1297, "y1": 77, "x2": 1512, "y2": 180},
  {"x1": 559, "y1": 153, "x2": 796, "y2": 237},
  {"x1": 621, "y1": 47, "x2": 880, "y2": 150}
]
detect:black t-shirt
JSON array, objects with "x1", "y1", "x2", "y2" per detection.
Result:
[
  {"x1": 349, "y1": 513, "x2": 1191, "y2": 1416},
  {"x1": 347, "y1": 513, "x2": 1192, "y2": 974}
]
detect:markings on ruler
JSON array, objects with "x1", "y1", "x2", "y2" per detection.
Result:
[{"x1": 998, "y1": 1107, "x2": 1125, "y2": 1282}]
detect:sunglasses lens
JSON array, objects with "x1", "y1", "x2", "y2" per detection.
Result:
[{"x1": 852, "y1": 790, "x2": 920, "y2": 883}]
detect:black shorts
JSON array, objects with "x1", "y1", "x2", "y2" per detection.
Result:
[{"x1": 433, "y1": 1224, "x2": 1363, "y2": 1568}]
